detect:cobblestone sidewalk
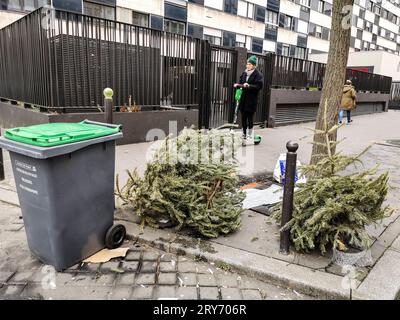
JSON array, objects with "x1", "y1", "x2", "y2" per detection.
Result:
[{"x1": 0, "y1": 202, "x2": 313, "y2": 300}]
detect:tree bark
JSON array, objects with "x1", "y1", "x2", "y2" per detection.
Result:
[{"x1": 310, "y1": 0, "x2": 354, "y2": 165}]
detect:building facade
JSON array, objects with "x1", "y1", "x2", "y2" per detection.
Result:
[{"x1": 1, "y1": 0, "x2": 400, "y2": 59}]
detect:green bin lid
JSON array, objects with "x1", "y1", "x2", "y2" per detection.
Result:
[{"x1": 5, "y1": 121, "x2": 121, "y2": 147}]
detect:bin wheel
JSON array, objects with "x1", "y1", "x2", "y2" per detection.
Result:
[{"x1": 105, "y1": 224, "x2": 126, "y2": 249}]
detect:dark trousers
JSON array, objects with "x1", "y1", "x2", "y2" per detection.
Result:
[
  {"x1": 241, "y1": 111, "x2": 254, "y2": 135},
  {"x1": 346, "y1": 110, "x2": 352, "y2": 122}
]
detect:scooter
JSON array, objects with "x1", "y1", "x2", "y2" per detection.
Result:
[{"x1": 233, "y1": 85, "x2": 262, "y2": 146}]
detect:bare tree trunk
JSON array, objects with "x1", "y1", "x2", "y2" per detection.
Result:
[{"x1": 310, "y1": 0, "x2": 354, "y2": 165}]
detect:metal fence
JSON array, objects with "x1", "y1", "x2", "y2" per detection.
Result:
[
  {"x1": 389, "y1": 81, "x2": 400, "y2": 109},
  {"x1": 0, "y1": 7, "x2": 393, "y2": 128},
  {"x1": 0, "y1": 8, "x2": 203, "y2": 112}
]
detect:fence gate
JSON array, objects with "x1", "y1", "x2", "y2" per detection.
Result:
[
  {"x1": 248, "y1": 52, "x2": 274, "y2": 126},
  {"x1": 205, "y1": 45, "x2": 237, "y2": 128}
]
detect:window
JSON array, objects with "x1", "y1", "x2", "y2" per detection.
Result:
[
  {"x1": 294, "y1": 47, "x2": 306, "y2": 59},
  {"x1": 266, "y1": 0, "x2": 280, "y2": 12},
  {"x1": 83, "y1": 1, "x2": 115, "y2": 20},
  {"x1": 279, "y1": 13, "x2": 294, "y2": 30},
  {"x1": 382, "y1": 9, "x2": 388, "y2": 19},
  {"x1": 374, "y1": 5, "x2": 381, "y2": 15},
  {"x1": 315, "y1": 25, "x2": 322, "y2": 38},
  {"x1": 164, "y1": 18, "x2": 186, "y2": 35},
  {"x1": 323, "y1": 2, "x2": 332, "y2": 16},
  {"x1": 367, "y1": 1, "x2": 373, "y2": 11},
  {"x1": 1, "y1": 0, "x2": 50, "y2": 11},
  {"x1": 297, "y1": 34, "x2": 307, "y2": 48},
  {"x1": 53, "y1": 0, "x2": 82, "y2": 13},
  {"x1": 317, "y1": 0, "x2": 324, "y2": 13},
  {"x1": 266, "y1": 10, "x2": 278, "y2": 25},
  {"x1": 255, "y1": 5, "x2": 266, "y2": 22},
  {"x1": 224, "y1": 0, "x2": 238, "y2": 15},
  {"x1": 223, "y1": 31, "x2": 236, "y2": 47},
  {"x1": 204, "y1": 34, "x2": 221, "y2": 45},
  {"x1": 188, "y1": 0, "x2": 204, "y2": 4},
  {"x1": 297, "y1": 0, "x2": 310, "y2": 6},
  {"x1": 151, "y1": 15, "x2": 164, "y2": 30},
  {"x1": 132, "y1": 11, "x2": 149, "y2": 27},
  {"x1": 252, "y1": 37, "x2": 263, "y2": 53},
  {"x1": 165, "y1": 2, "x2": 187, "y2": 22},
  {"x1": 365, "y1": 21, "x2": 372, "y2": 32},
  {"x1": 188, "y1": 23, "x2": 203, "y2": 39},
  {"x1": 265, "y1": 24, "x2": 278, "y2": 41},
  {"x1": 282, "y1": 44, "x2": 290, "y2": 56}
]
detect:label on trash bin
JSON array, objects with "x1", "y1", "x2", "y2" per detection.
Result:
[{"x1": 15, "y1": 160, "x2": 39, "y2": 195}]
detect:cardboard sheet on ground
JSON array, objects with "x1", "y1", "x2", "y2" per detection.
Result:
[
  {"x1": 242, "y1": 184, "x2": 283, "y2": 209},
  {"x1": 83, "y1": 247, "x2": 130, "y2": 263}
]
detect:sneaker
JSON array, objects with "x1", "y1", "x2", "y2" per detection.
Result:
[{"x1": 242, "y1": 133, "x2": 247, "y2": 139}]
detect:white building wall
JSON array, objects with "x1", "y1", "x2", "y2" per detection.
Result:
[
  {"x1": 0, "y1": 11, "x2": 25, "y2": 29},
  {"x1": 117, "y1": 0, "x2": 163, "y2": 15},
  {"x1": 279, "y1": 0, "x2": 300, "y2": 18},
  {"x1": 187, "y1": 3, "x2": 265, "y2": 38},
  {"x1": 377, "y1": 36, "x2": 397, "y2": 51},
  {"x1": 307, "y1": 37, "x2": 330, "y2": 52},
  {"x1": 379, "y1": 18, "x2": 399, "y2": 34},
  {"x1": 309, "y1": 10, "x2": 332, "y2": 29},
  {"x1": 277, "y1": 28, "x2": 298, "y2": 46}
]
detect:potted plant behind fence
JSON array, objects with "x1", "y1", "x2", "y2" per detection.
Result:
[{"x1": 271, "y1": 103, "x2": 392, "y2": 267}]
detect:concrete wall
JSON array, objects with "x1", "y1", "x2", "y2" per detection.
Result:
[
  {"x1": 268, "y1": 89, "x2": 390, "y2": 127},
  {"x1": 0, "y1": 101, "x2": 198, "y2": 145}
]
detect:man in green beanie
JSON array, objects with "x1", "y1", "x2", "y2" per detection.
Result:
[{"x1": 234, "y1": 55, "x2": 264, "y2": 142}]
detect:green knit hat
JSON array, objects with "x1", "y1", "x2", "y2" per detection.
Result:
[{"x1": 247, "y1": 55, "x2": 257, "y2": 66}]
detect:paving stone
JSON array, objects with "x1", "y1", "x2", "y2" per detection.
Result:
[
  {"x1": 136, "y1": 273, "x2": 156, "y2": 285},
  {"x1": 391, "y1": 236, "x2": 400, "y2": 252},
  {"x1": 220, "y1": 287, "x2": 242, "y2": 300},
  {"x1": 238, "y1": 277, "x2": 264, "y2": 290},
  {"x1": 241, "y1": 289, "x2": 263, "y2": 300},
  {"x1": 131, "y1": 286, "x2": 153, "y2": 299},
  {"x1": 215, "y1": 273, "x2": 238, "y2": 287},
  {"x1": 160, "y1": 254, "x2": 176, "y2": 262},
  {"x1": 199, "y1": 287, "x2": 219, "y2": 300},
  {"x1": 121, "y1": 261, "x2": 139, "y2": 272},
  {"x1": 1, "y1": 285, "x2": 25, "y2": 297},
  {"x1": 93, "y1": 274, "x2": 115, "y2": 286},
  {"x1": 371, "y1": 241, "x2": 388, "y2": 263},
  {"x1": 159, "y1": 261, "x2": 176, "y2": 272},
  {"x1": 197, "y1": 274, "x2": 217, "y2": 287},
  {"x1": 154, "y1": 286, "x2": 176, "y2": 299},
  {"x1": 108, "y1": 286, "x2": 133, "y2": 300},
  {"x1": 158, "y1": 273, "x2": 177, "y2": 285},
  {"x1": 125, "y1": 251, "x2": 142, "y2": 261},
  {"x1": 21, "y1": 284, "x2": 111, "y2": 300},
  {"x1": 82, "y1": 263, "x2": 100, "y2": 273},
  {"x1": 178, "y1": 261, "x2": 198, "y2": 273},
  {"x1": 116, "y1": 274, "x2": 136, "y2": 286},
  {"x1": 141, "y1": 262, "x2": 157, "y2": 273},
  {"x1": 100, "y1": 261, "x2": 120, "y2": 272},
  {"x1": 178, "y1": 273, "x2": 197, "y2": 287},
  {"x1": 177, "y1": 286, "x2": 198, "y2": 300},
  {"x1": 0, "y1": 271, "x2": 14, "y2": 283},
  {"x1": 10, "y1": 272, "x2": 33, "y2": 283},
  {"x1": 142, "y1": 251, "x2": 160, "y2": 261}
]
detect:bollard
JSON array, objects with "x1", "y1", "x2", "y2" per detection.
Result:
[
  {"x1": 279, "y1": 141, "x2": 299, "y2": 255},
  {"x1": 104, "y1": 87, "x2": 114, "y2": 124}
]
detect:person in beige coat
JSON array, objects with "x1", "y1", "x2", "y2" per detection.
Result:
[{"x1": 339, "y1": 80, "x2": 357, "y2": 124}]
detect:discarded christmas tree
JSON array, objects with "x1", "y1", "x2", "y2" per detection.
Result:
[
  {"x1": 272, "y1": 102, "x2": 392, "y2": 253},
  {"x1": 116, "y1": 128, "x2": 245, "y2": 238}
]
